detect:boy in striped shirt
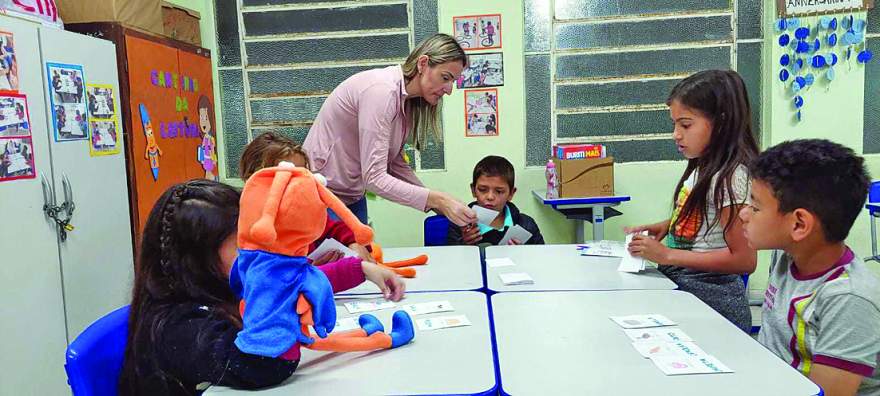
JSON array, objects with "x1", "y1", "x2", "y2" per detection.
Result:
[{"x1": 739, "y1": 139, "x2": 880, "y2": 396}]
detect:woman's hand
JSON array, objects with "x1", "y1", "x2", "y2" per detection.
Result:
[
  {"x1": 361, "y1": 262, "x2": 406, "y2": 301},
  {"x1": 627, "y1": 234, "x2": 672, "y2": 265},
  {"x1": 623, "y1": 219, "x2": 670, "y2": 241},
  {"x1": 428, "y1": 190, "x2": 476, "y2": 226}
]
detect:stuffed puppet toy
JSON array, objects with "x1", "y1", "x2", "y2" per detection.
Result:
[
  {"x1": 231, "y1": 162, "x2": 414, "y2": 361},
  {"x1": 369, "y1": 243, "x2": 428, "y2": 278}
]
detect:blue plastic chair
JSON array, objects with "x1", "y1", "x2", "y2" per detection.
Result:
[
  {"x1": 65, "y1": 305, "x2": 130, "y2": 396},
  {"x1": 424, "y1": 214, "x2": 449, "y2": 246}
]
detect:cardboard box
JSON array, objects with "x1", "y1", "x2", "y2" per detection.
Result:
[
  {"x1": 57, "y1": 0, "x2": 163, "y2": 35},
  {"x1": 557, "y1": 157, "x2": 614, "y2": 198},
  {"x1": 162, "y1": 2, "x2": 201, "y2": 46}
]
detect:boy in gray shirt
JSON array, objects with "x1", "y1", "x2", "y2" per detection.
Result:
[{"x1": 739, "y1": 139, "x2": 880, "y2": 396}]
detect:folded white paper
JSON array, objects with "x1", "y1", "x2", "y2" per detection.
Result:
[
  {"x1": 499, "y1": 225, "x2": 533, "y2": 245},
  {"x1": 487, "y1": 257, "x2": 517, "y2": 268},
  {"x1": 473, "y1": 205, "x2": 500, "y2": 226},
  {"x1": 618, "y1": 232, "x2": 648, "y2": 273},
  {"x1": 499, "y1": 272, "x2": 534, "y2": 286}
]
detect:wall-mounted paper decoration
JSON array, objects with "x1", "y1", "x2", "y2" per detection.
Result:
[
  {"x1": 0, "y1": 92, "x2": 30, "y2": 138},
  {"x1": 0, "y1": 31, "x2": 19, "y2": 91},
  {"x1": 0, "y1": 136, "x2": 36, "y2": 182},
  {"x1": 196, "y1": 95, "x2": 218, "y2": 180},
  {"x1": 775, "y1": 14, "x2": 872, "y2": 122},
  {"x1": 777, "y1": 0, "x2": 874, "y2": 17},
  {"x1": 139, "y1": 104, "x2": 162, "y2": 181},
  {"x1": 465, "y1": 88, "x2": 498, "y2": 137},
  {"x1": 453, "y1": 14, "x2": 502, "y2": 51},
  {"x1": 46, "y1": 62, "x2": 87, "y2": 141},
  {"x1": 86, "y1": 84, "x2": 121, "y2": 156},
  {"x1": 457, "y1": 52, "x2": 504, "y2": 89}
]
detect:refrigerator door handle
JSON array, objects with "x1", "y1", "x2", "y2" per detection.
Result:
[{"x1": 61, "y1": 173, "x2": 75, "y2": 217}]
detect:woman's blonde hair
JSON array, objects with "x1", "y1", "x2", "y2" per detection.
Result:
[
  {"x1": 239, "y1": 131, "x2": 310, "y2": 180},
  {"x1": 401, "y1": 33, "x2": 466, "y2": 150}
]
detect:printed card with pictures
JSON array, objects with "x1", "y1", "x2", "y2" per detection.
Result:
[
  {"x1": 650, "y1": 354, "x2": 734, "y2": 375},
  {"x1": 416, "y1": 315, "x2": 472, "y2": 331},
  {"x1": 631, "y1": 341, "x2": 709, "y2": 360},
  {"x1": 486, "y1": 257, "x2": 516, "y2": 268},
  {"x1": 624, "y1": 328, "x2": 693, "y2": 343},
  {"x1": 333, "y1": 317, "x2": 361, "y2": 332},
  {"x1": 498, "y1": 272, "x2": 534, "y2": 286},
  {"x1": 610, "y1": 314, "x2": 676, "y2": 329},
  {"x1": 343, "y1": 301, "x2": 396, "y2": 314},
  {"x1": 403, "y1": 301, "x2": 455, "y2": 316},
  {"x1": 577, "y1": 240, "x2": 626, "y2": 258}
]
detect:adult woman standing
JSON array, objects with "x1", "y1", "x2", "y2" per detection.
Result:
[{"x1": 303, "y1": 34, "x2": 476, "y2": 226}]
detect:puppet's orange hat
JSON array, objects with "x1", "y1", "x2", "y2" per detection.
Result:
[{"x1": 238, "y1": 162, "x2": 373, "y2": 257}]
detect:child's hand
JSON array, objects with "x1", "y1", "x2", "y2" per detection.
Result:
[
  {"x1": 461, "y1": 224, "x2": 482, "y2": 245},
  {"x1": 507, "y1": 238, "x2": 522, "y2": 245},
  {"x1": 362, "y1": 262, "x2": 406, "y2": 301},
  {"x1": 627, "y1": 234, "x2": 671, "y2": 265},
  {"x1": 311, "y1": 250, "x2": 344, "y2": 266},
  {"x1": 624, "y1": 221, "x2": 668, "y2": 241},
  {"x1": 348, "y1": 243, "x2": 376, "y2": 263}
]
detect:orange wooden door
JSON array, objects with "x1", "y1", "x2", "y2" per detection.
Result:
[
  {"x1": 177, "y1": 48, "x2": 217, "y2": 181},
  {"x1": 124, "y1": 34, "x2": 193, "y2": 232}
]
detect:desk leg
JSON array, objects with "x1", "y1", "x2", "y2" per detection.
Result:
[
  {"x1": 575, "y1": 220, "x2": 585, "y2": 243},
  {"x1": 592, "y1": 206, "x2": 605, "y2": 241},
  {"x1": 871, "y1": 213, "x2": 878, "y2": 261}
]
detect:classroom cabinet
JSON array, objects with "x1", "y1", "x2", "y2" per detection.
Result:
[
  {"x1": 68, "y1": 22, "x2": 217, "y2": 247},
  {"x1": 0, "y1": 15, "x2": 134, "y2": 395}
]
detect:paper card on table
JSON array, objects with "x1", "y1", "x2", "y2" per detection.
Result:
[
  {"x1": 631, "y1": 341, "x2": 709, "y2": 359},
  {"x1": 624, "y1": 328, "x2": 693, "y2": 343},
  {"x1": 343, "y1": 301, "x2": 396, "y2": 314},
  {"x1": 577, "y1": 240, "x2": 626, "y2": 257},
  {"x1": 499, "y1": 224, "x2": 533, "y2": 245},
  {"x1": 334, "y1": 317, "x2": 361, "y2": 332},
  {"x1": 473, "y1": 205, "x2": 500, "y2": 225},
  {"x1": 499, "y1": 272, "x2": 534, "y2": 286},
  {"x1": 308, "y1": 238, "x2": 357, "y2": 261},
  {"x1": 487, "y1": 257, "x2": 516, "y2": 268},
  {"x1": 416, "y1": 315, "x2": 472, "y2": 331},
  {"x1": 650, "y1": 354, "x2": 734, "y2": 375},
  {"x1": 618, "y1": 232, "x2": 648, "y2": 273},
  {"x1": 403, "y1": 301, "x2": 455, "y2": 316},
  {"x1": 610, "y1": 314, "x2": 676, "y2": 329}
]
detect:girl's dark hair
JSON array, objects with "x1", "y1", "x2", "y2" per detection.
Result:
[
  {"x1": 120, "y1": 179, "x2": 241, "y2": 394},
  {"x1": 667, "y1": 70, "x2": 760, "y2": 237}
]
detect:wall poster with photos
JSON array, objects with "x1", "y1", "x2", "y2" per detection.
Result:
[
  {"x1": 86, "y1": 84, "x2": 120, "y2": 156},
  {"x1": 0, "y1": 31, "x2": 19, "y2": 91},
  {"x1": 465, "y1": 88, "x2": 498, "y2": 137},
  {"x1": 457, "y1": 52, "x2": 503, "y2": 89},
  {"x1": 0, "y1": 92, "x2": 35, "y2": 182},
  {"x1": 453, "y1": 14, "x2": 502, "y2": 51},
  {"x1": 46, "y1": 62, "x2": 88, "y2": 142}
]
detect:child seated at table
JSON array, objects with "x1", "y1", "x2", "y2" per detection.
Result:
[
  {"x1": 738, "y1": 139, "x2": 880, "y2": 396},
  {"x1": 448, "y1": 155, "x2": 544, "y2": 246}
]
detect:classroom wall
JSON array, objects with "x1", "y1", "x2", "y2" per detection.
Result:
[{"x1": 190, "y1": 0, "x2": 880, "y2": 294}]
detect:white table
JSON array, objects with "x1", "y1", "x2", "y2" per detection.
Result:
[
  {"x1": 341, "y1": 246, "x2": 484, "y2": 294},
  {"x1": 206, "y1": 291, "x2": 496, "y2": 395},
  {"x1": 492, "y1": 290, "x2": 821, "y2": 396},
  {"x1": 485, "y1": 244, "x2": 676, "y2": 292}
]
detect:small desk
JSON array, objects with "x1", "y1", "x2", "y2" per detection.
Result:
[
  {"x1": 340, "y1": 246, "x2": 483, "y2": 294},
  {"x1": 492, "y1": 290, "x2": 821, "y2": 396},
  {"x1": 485, "y1": 244, "x2": 676, "y2": 292},
  {"x1": 532, "y1": 190, "x2": 630, "y2": 242},
  {"x1": 206, "y1": 291, "x2": 496, "y2": 395}
]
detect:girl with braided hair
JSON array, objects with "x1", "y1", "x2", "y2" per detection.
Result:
[{"x1": 120, "y1": 179, "x2": 403, "y2": 395}]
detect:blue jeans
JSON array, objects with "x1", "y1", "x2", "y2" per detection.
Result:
[{"x1": 328, "y1": 196, "x2": 368, "y2": 225}]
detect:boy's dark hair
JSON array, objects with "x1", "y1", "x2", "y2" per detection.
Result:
[
  {"x1": 750, "y1": 139, "x2": 870, "y2": 242},
  {"x1": 472, "y1": 155, "x2": 515, "y2": 190}
]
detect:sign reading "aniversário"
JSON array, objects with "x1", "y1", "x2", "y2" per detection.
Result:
[{"x1": 777, "y1": 0, "x2": 875, "y2": 16}]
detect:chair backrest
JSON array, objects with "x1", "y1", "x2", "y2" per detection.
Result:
[
  {"x1": 424, "y1": 214, "x2": 449, "y2": 246},
  {"x1": 870, "y1": 181, "x2": 880, "y2": 203},
  {"x1": 65, "y1": 305, "x2": 130, "y2": 396}
]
